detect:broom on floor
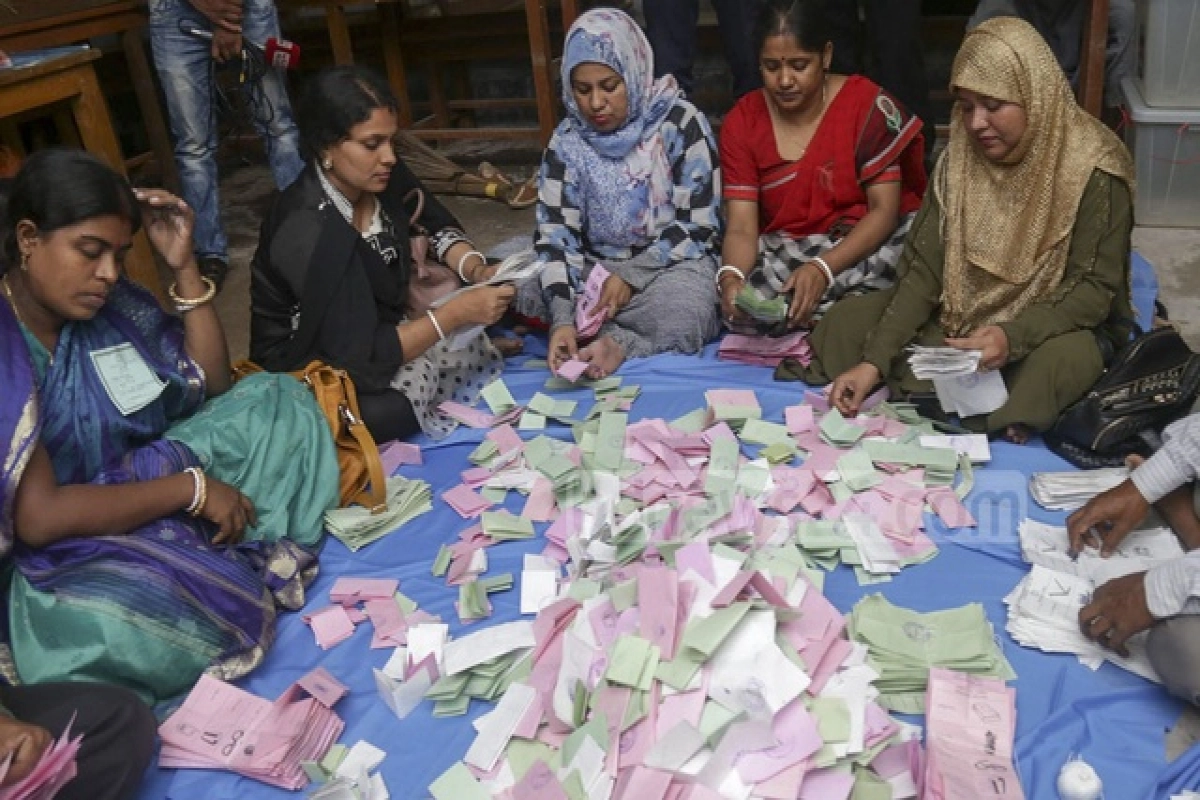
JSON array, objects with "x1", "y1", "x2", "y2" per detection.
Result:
[{"x1": 393, "y1": 130, "x2": 537, "y2": 209}]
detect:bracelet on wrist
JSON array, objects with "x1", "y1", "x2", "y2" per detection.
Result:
[
  {"x1": 184, "y1": 467, "x2": 208, "y2": 517},
  {"x1": 810, "y1": 256, "x2": 835, "y2": 290},
  {"x1": 168, "y1": 277, "x2": 217, "y2": 314},
  {"x1": 457, "y1": 250, "x2": 486, "y2": 284},
  {"x1": 427, "y1": 309, "x2": 446, "y2": 341},
  {"x1": 715, "y1": 265, "x2": 747, "y2": 289}
]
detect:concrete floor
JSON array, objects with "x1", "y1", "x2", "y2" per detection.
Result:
[{"x1": 210, "y1": 165, "x2": 1200, "y2": 360}]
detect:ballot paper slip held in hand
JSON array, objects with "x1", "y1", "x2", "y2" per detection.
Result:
[
  {"x1": 430, "y1": 251, "x2": 544, "y2": 351},
  {"x1": 0, "y1": 716, "x2": 82, "y2": 800},
  {"x1": 909, "y1": 346, "x2": 1008, "y2": 416}
]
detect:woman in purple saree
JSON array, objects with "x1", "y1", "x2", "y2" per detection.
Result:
[{"x1": 0, "y1": 150, "x2": 338, "y2": 704}]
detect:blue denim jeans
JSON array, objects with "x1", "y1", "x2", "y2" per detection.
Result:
[{"x1": 149, "y1": 0, "x2": 304, "y2": 262}]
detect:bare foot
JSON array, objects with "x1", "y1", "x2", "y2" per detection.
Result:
[
  {"x1": 578, "y1": 335, "x2": 625, "y2": 379},
  {"x1": 490, "y1": 336, "x2": 524, "y2": 358},
  {"x1": 1004, "y1": 424, "x2": 1032, "y2": 445}
]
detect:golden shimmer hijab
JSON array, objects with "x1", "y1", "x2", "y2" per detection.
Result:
[{"x1": 936, "y1": 16, "x2": 1134, "y2": 336}]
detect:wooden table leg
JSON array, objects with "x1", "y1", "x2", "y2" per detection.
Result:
[
  {"x1": 324, "y1": 1, "x2": 354, "y2": 65},
  {"x1": 122, "y1": 26, "x2": 180, "y2": 192},
  {"x1": 525, "y1": 0, "x2": 556, "y2": 146},
  {"x1": 1078, "y1": 0, "x2": 1109, "y2": 117},
  {"x1": 71, "y1": 65, "x2": 166, "y2": 304},
  {"x1": 379, "y1": 3, "x2": 413, "y2": 128}
]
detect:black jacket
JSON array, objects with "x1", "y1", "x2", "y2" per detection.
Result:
[{"x1": 249, "y1": 161, "x2": 461, "y2": 393}]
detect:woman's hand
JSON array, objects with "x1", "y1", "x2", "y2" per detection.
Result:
[
  {"x1": 200, "y1": 478, "x2": 257, "y2": 545},
  {"x1": 946, "y1": 325, "x2": 1010, "y2": 371},
  {"x1": 134, "y1": 189, "x2": 196, "y2": 273},
  {"x1": 719, "y1": 271, "x2": 746, "y2": 326},
  {"x1": 598, "y1": 275, "x2": 633, "y2": 318},
  {"x1": 830, "y1": 362, "x2": 882, "y2": 417},
  {"x1": 782, "y1": 262, "x2": 829, "y2": 329},
  {"x1": 0, "y1": 717, "x2": 51, "y2": 787},
  {"x1": 445, "y1": 285, "x2": 515, "y2": 329},
  {"x1": 548, "y1": 325, "x2": 579, "y2": 372}
]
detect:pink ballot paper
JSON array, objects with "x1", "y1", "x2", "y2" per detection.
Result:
[
  {"x1": 924, "y1": 668, "x2": 1023, "y2": 800},
  {"x1": 159, "y1": 674, "x2": 345, "y2": 790},
  {"x1": 576, "y1": 263, "x2": 612, "y2": 338},
  {"x1": 0, "y1": 716, "x2": 81, "y2": 800}
]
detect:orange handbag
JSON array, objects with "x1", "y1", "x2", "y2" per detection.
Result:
[{"x1": 233, "y1": 359, "x2": 387, "y2": 512}]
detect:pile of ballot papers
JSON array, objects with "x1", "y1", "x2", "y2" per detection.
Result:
[
  {"x1": 847, "y1": 594, "x2": 1015, "y2": 713},
  {"x1": 923, "y1": 668, "x2": 1023, "y2": 799},
  {"x1": 159, "y1": 670, "x2": 347, "y2": 790},
  {"x1": 323, "y1": 476, "x2": 432, "y2": 552},
  {"x1": 1005, "y1": 519, "x2": 1185, "y2": 679},
  {"x1": 1028, "y1": 467, "x2": 1129, "y2": 511},
  {"x1": 376, "y1": 387, "x2": 1017, "y2": 798},
  {"x1": 717, "y1": 331, "x2": 813, "y2": 368}
]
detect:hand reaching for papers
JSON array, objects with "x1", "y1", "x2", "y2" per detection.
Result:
[
  {"x1": 830, "y1": 362, "x2": 882, "y2": 418},
  {"x1": 548, "y1": 326, "x2": 579, "y2": 373},
  {"x1": 1067, "y1": 479, "x2": 1151, "y2": 557},
  {"x1": 1079, "y1": 571, "x2": 1156, "y2": 657},
  {"x1": 945, "y1": 325, "x2": 1010, "y2": 371},
  {"x1": 0, "y1": 716, "x2": 51, "y2": 787},
  {"x1": 202, "y1": 478, "x2": 258, "y2": 545}
]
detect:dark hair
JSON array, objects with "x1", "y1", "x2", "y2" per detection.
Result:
[
  {"x1": 752, "y1": 0, "x2": 831, "y2": 56},
  {"x1": 298, "y1": 65, "x2": 400, "y2": 161},
  {"x1": 0, "y1": 149, "x2": 140, "y2": 274}
]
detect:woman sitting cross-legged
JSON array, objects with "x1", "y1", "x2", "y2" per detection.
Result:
[
  {"x1": 810, "y1": 17, "x2": 1136, "y2": 444},
  {"x1": 1, "y1": 149, "x2": 339, "y2": 704},
  {"x1": 524, "y1": 8, "x2": 722, "y2": 379},
  {"x1": 718, "y1": 0, "x2": 927, "y2": 333},
  {"x1": 251, "y1": 65, "x2": 514, "y2": 441}
]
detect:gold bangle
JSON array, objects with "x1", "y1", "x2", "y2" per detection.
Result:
[{"x1": 168, "y1": 277, "x2": 217, "y2": 313}]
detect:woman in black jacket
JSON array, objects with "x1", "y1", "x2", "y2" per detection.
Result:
[{"x1": 251, "y1": 66, "x2": 513, "y2": 441}]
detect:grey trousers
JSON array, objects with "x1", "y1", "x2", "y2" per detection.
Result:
[
  {"x1": 1149, "y1": 615, "x2": 1200, "y2": 707},
  {"x1": 969, "y1": 0, "x2": 1136, "y2": 107}
]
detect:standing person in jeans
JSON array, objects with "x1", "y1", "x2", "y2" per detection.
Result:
[
  {"x1": 825, "y1": 1, "x2": 935, "y2": 166},
  {"x1": 149, "y1": 0, "x2": 305, "y2": 289},
  {"x1": 643, "y1": 0, "x2": 765, "y2": 100}
]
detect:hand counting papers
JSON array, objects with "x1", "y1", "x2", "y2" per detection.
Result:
[
  {"x1": 1029, "y1": 467, "x2": 1130, "y2": 511},
  {"x1": 909, "y1": 345, "x2": 1008, "y2": 416},
  {"x1": 0, "y1": 717, "x2": 81, "y2": 800},
  {"x1": 158, "y1": 672, "x2": 346, "y2": 790},
  {"x1": 1005, "y1": 519, "x2": 1182, "y2": 678},
  {"x1": 323, "y1": 476, "x2": 432, "y2": 551}
]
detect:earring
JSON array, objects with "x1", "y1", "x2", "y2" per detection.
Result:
[
  {"x1": 322, "y1": 157, "x2": 333, "y2": 170},
  {"x1": 19, "y1": 251, "x2": 29, "y2": 272}
]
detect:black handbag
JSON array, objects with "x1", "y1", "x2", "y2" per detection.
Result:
[{"x1": 1045, "y1": 327, "x2": 1200, "y2": 468}]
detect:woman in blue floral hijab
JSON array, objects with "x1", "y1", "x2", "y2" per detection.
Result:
[{"x1": 522, "y1": 8, "x2": 722, "y2": 378}]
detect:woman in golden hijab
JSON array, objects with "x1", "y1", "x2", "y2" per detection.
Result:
[{"x1": 802, "y1": 16, "x2": 1135, "y2": 443}]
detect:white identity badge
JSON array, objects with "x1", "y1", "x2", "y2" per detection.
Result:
[{"x1": 89, "y1": 343, "x2": 167, "y2": 415}]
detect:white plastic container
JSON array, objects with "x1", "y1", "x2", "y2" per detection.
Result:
[
  {"x1": 1122, "y1": 78, "x2": 1200, "y2": 227},
  {"x1": 1137, "y1": 0, "x2": 1200, "y2": 108}
]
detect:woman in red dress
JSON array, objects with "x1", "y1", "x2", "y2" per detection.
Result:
[{"x1": 717, "y1": 0, "x2": 927, "y2": 333}]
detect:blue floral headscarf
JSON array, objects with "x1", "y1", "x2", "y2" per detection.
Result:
[{"x1": 555, "y1": 8, "x2": 682, "y2": 248}]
